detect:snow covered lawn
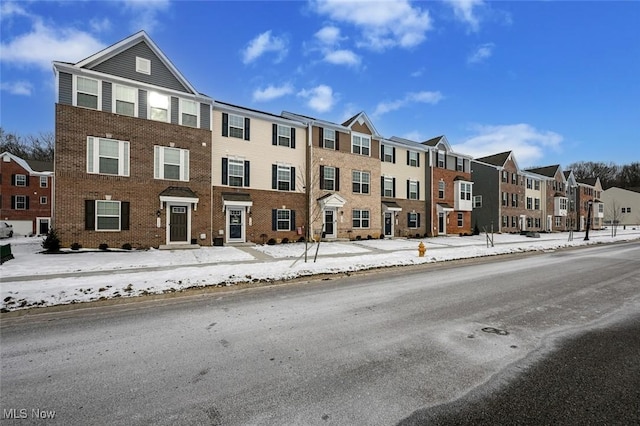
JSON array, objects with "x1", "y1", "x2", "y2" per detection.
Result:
[{"x1": 1, "y1": 229, "x2": 638, "y2": 312}]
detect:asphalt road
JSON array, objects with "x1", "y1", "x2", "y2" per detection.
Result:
[{"x1": 1, "y1": 242, "x2": 639, "y2": 425}]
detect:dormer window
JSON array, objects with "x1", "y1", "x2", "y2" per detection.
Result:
[{"x1": 136, "y1": 57, "x2": 151, "y2": 75}]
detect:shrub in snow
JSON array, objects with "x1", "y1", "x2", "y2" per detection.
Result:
[
  {"x1": 122, "y1": 243, "x2": 132, "y2": 250},
  {"x1": 42, "y1": 229, "x2": 61, "y2": 253},
  {"x1": 267, "y1": 238, "x2": 276, "y2": 245},
  {"x1": 70, "y1": 242, "x2": 82, "y2": 251},
  {"x1": 98, "y1": 243, "x2": 109, "y2": 251},
  {"x1": 281, "y1": 238, "x2": 289, "y2": 244},
  {"x1": 297, "y1": 236, "x2": 305, "y2": 243}
]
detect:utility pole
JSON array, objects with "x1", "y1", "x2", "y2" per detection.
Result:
[{"x1": 584, "y1": 201, "x2": 592, "y2": 241}]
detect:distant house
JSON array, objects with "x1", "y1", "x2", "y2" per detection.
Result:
[
  {"x1": 566, "y1": 174, "x2": 604, "y2": 231},
  {"x1": 601, "y1": 187, "x2": 640, "y2": 227},
  {"x1": 0, "y1": 152, "x2": 53, "y2": 236},
  {"x1": 525, "y1": 164, "x2": 568, "y2": 232}
]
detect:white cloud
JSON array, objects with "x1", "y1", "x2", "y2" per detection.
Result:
[
  {"x1": 373, "y1": 91, "x2": 443, "y2": 117},
  {"x1": 315, "y1": 26, "x2": 343, "y2": 45},
  {"x1": 468, "y1": 43, "x2": 494, "y2": 64},
  {"x1": 252, "y1": 83, "x2": 295, "y2": 102},
  {"x1": 0, "y1": 2, "x2": 28, "y2": 19},
  {"x1": 444, "y1": 0, "x2": 484, "y2": 32},
  {"x1": 298, "y1": 85, "x2": 335, "y2": 113},
  {"x1": 90, "y1": 17, "x2": 112, "y2": 33},
  {"x1": 0, "y1": 81, "x2": 33, "y2": 96},
  {"x1": 120, "y1": 0, "x2": 170, "y2": 33},
  {"x1": 312, "y1": 0, "x2": 432, "y2": 50},
  {"x1": 242, "y1": 31, "x2": 288, "y2": 64},
  {"x1": 0, "y1": 21, "x2": 105, "y2": 70},
  {"x1": 451, "y1": 123, "x2": 563, "y2": 167},
  {"x1": 400, "y1": 131, "x2": 422, "y2": 142},
  {"x1": 323, "y1": 49, "x2": 360, "y2": 66},
  {"x1": 410, "y1": 68, "x2": 424, "y2": 78}
]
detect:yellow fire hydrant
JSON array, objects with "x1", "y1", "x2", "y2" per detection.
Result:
[{"x1": 418, "y1": 241, "x2": 426, "y2": 257}]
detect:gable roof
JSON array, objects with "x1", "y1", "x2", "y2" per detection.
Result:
[
  {"x1": 341, "y1": 111, "x2": 381, "y2": 138},
  {"x1": 387, "y1": 136, "x2": 428, "y2": 151},
  {"x1": 474, "y1": 151, "x2": 512, "y2": 167},
  {"x1": 526, "y1": 164, "x2": 562, "y2": 178},
  {"x1": 577, "y1": 177, "x2": 600, "y2": 187},
  {"x1": 0, "y1": 152, "x2": 53, "y2": 175},
  {"x1": 422, "y1": 135, "x2": 444, "y2": 147},
  {"x1": 280, "y1": 111, "x2": 350, "y2": 132}
]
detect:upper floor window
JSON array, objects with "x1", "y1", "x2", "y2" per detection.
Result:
[
  {"x1": 352, "y1": 170, "x2": 370, "y2": 194},
  {"x1": 154, "y1": 146, "x2": 189, "y2": 181},
  {"x1": 511, "y1": 193, "x2": 518, "y2": 207},
  {"x1": 559, "y1": 198, "x2": 568, "y2": 210},
  {"x1": 323, "y1": 128, "x2": 335, "y2": 149},
  {"x1": 527, "y1": 197, "x2": 533, "y2": 209},
  {"x1": 437, "y1": 151, "x2": 445, "y2": 168},
  {"x1": 14, "y1": 174, "x2": 26, "y2": 187},
  {"x1": 408, "y1": 151, "x2": 419, "y2": 167},
  {"x1": 321, "y1": 166, "x2": 337, "y2": 191},
  {"x1": 382, "y1": 145, "x2": 394, "y2": 162},
  {"x1": 225, "y1": 113, "x2": 247, "y2": 139},
  {"x1": 473, "y1": 195, "x2": 482, "y2": 208},
  {"x1": 136, "y1": 57, "x2": 151, "y2": 75},
  {"x1": 534, "y1": 180, "x2": 540, "y2": 190},
  {"x1": 460, "y1": 182, "x2": 472, "y2": 200},
  {"x1": 598, "y1": 203, "x2": 604, "y2": 213},
  {"x1": 40, "y1": 176, "x2": 48, "y2": 188},
  {"x1": 383, "y1": 177, "x2": 394, "y2": 198},
  {"x1": 274, "y1": 164, "x2": 294, "y2": 191},
  {"x1": 408, "y1": 180, "x2": 418, "y2": 200},
  {"x1": 526, "y1": 178, "x2": 533, "y2": 189},
  {"x1": 512, "y1": 173, "x2": 518, "y2": 184},
  {"x1": 535, "y1": 198, "x2": 540, "y2": 210},
  {"x1": 180, "y1": 99, "x2": 198, "y2": 128},
  {"x1": 502, "y1": 171, "x2": 508, "y2": 182},
  {"x1": 352, "y1": 209, "x2": 370, "y2": 228},
  {"x1": 76, "y1": 76, "x2": 99, "y2": 109},
  {"x1": 438, "y1": 181, "x2": 445, "y2": 198},
  {"x1": 352, "y1": 134, "x2": 370, "y2": 156},
  {"x1": 87, "y1": 136, "x2": 130, "y2": 177},
  {"x1": 114, "y1": 85, "x2": 136, "y2": 117},
  {"x1": 276, "y1": 125, "x2": 293, "y2": 147},
  {"x1": 502, "y1": 192, "x2": 508, "y2": 206},
  {"x1": 149, "y1": 92, "x2": 169, "y2": 122},
  {"x1": 456, "y1": 157, "x2": 464, "y2": 172},
  {"x1": 40, "y1": 196, "x2": 47, "y2": 205},
  {"x1": 228, "y1": 159, "x2": 245, "y2": 187},
  {"x1": 13, "y1": 195, "x2": 27, "y2": 210}
]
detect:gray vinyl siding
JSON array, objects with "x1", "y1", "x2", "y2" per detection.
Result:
[
  {"x1": 171, "y1": 97, "x2": 179, "y2": 125},
  {"x1": 58, "y1": 72, "x2": 73, "y2": 105},
  {"x1": 91, "y1": 41, "x2": 190, "y2": 93},
  {"x1": 200, "y1": 103, "x2": 210, "y2": 130},
  {"x1": 471, "y1": 162, "x2": 500, "y2": 232},
  {"x1": 102, "y1": 81, "x2": 112, "y2": 112},
  {"x1": 138, "y1": 89, "x2": 147, "y2": 119}
]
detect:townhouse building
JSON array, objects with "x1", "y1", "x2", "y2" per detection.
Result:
[
  {"x1": 379, "y1": 137, "x2": 428, "y2": 237},
  {"x1": 577, "y1": 177, "x2": 604, "y2": 231},
  {"x1": 283, "y1": 111, "x2": 382, "y2": 241},
  {"x1": 0, "y1": 152, "x2": 53, "y2": 236},
  {"x1": 472, "y1": 151, "x2": 526, "y2": 233},
  {"x1": 420, "y1": 136, "x2": 473, "y2": 236},
  {"x1": 212, "y1": 102, "x2": 306, "y2": 244},
  {"x1": 53, "y1": 31, "x2": 213, "y2": 249},
  {"x1": 521, "y1": 170, "x2": 545, "y2": 232},
  {"x1": 601, "y1": 187, "x2": 640, "y2": 227},
  {"x1": 525, "y1": 165, "x2": 568, "y2": 232}
]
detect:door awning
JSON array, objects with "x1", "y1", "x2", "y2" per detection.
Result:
[
  {"x1": 222, "y1": 192, "x2": 253, "y2": 212},
  {"x1": 159, "y1": 186, "x2": 199, "y2": 210},
  {"x1": 437, "y1": 202, "x2": 454, "y2": 212},
  {"x1": 382, "y1": 201, "x2": 402, "y2": 212},
  {"x1": 317, "y1": 193, "x2": 346, "y2": 209}
]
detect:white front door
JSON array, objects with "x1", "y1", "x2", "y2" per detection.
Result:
[
  {"x1": 547, "y1": 215, "x2": 553, "y2": 231},
  {"x1": 226, "y1": 208, "x2": 245, "y2": 243},
  {"x1": 323, "y1": 208, "x2": 336, "y2": 238}
]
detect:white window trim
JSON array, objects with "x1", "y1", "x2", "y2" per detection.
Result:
[
  {"x1": 473, "y1": 195, "x2": 482, "y2": 208},
  {"x1": 113, "y1": 84, "x2": 138, "y2": 117},
  {"x1": 408, "y1": 212, "x2": 419, "y2": 229},
  {"x1": 276, "y1": 209, "x2": 291, "y2": 231},
  {"x1": 228, "y1": 158, "x2": 245, "y2": 187},
  {"x1": 15, "y1": 174, "x2": 27, "y2": 186},
  {"x1": 15, "y1": 195, "x2": 27, "y2": 210},
  {"x1": 408, "y1": 180, "x2": 418, "y2": 200},
  {"x1": 154, "y1": 146, "x2": 189, "y2": 181},
  {"x1": 351, "y1": 132, "x2": 371, "y2": 156},
  {"x1": 438, "y1": 151, "x2": 445, "y2": 168},
  {"x1": 409, "y1": 151, "x2": 418, "y2": 167},
  {"x1": 323, "y1": 166, "x2": 336, "y2": 191},
  {"x1": 87, "y1": 136, "x2": 130, "y2": 177},
  {"x1": 457, "y1": 212, "x2": 464, "y2": 227},
  {"x1": 383, "y1": 145, "x2": 393, "y2": 162},
  {"x1": 40, "y1": 176, "x2": 48, "y2": 188},
  {"x1": 96, "y1": 200, "x2": 121, "y2": 232},
  {"x1": 228, "y1": 114, "x2": 245, "y2": 139},
  {"x1": 352, "y1": 209, "x2": 370, "y2": 228},
  {"x1": 277, "y1": 165, "x2": 292, "y2": 191},
  {"x1": 136, "y1": 57, "x2": 151, "y2": 75},
  {"x1": 323, "y1": 129, "x2": 335, "y2": 149},
  {"x1": 383, "y1": 177, "x2": 394, "y2": 198},
  {"x1": 180, "y1": 99, "x2": 200, "y2": 128},
  {"x1": 148, "y1": 91, "x2": 171, "y2": 123},
  {"x1": 277, "y1": 125, "x2": 292, "y2": 147},
  {"x1": 352, "y1": 170, "x2": 371, "y2": 194},
  {"x1": 73, "y1": 75, "x2": 101, "y2": 110}
]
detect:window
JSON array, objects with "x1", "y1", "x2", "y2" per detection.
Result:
[
  {"x1": 527, "y1": 197, "x2": 533, "y2": 210},
  {"x1": 512, "y1": 173, "x2": 518, "y2": 184},
  {"x1": 352, "y1": 170, "x2": 370, "y2": 194},
  {"x1": 148, "y1": 92, "x2": 169, "y2": 122},
  {"x1": 408, "y1": 151, "x2": 419, "y2": 167},
  {"x1": 535, "y1": 198, "x2": 540, "y2": 210},
  {"x1": 154, "y1": 146, "x2": 189, "y2": 181},
  {"x1": 228, "y1": 159, "x2": 245, "y2": 187},
  {"x1": 40, "y1": 176, "x2": 48, "y2": 188},
  {"x1": 321, "y1": 166, "x2": 336, "y2": 191},
  {"x1": 456, "y1": 157, "x2": 464, "y2": 172},
  {"x1": 14, "y1": 195, "x2": 27, "y2": 210},
  {"x1": 512, "y1": 216, "x2": 517, "y2": 227},
  {"x1": 457, "y1": 213, "x2": 463, "y2": 227},
  {"x1": 439, "y1": 181, "x2": 445, "y2": 199},
  {"x1": 502, "y1": 215, "x2": 508, "y2": 227},
  {"x1": 15, "y1": 174, "x2": 26, "y2": 186},
  {"x1": 534, "y1": 180, "x2": 540, "y2": 190},
  {"x1": 535, "y1": 218, "x2": 541, "y2": 228},
  {"x1": 180, "y1": 99, "x2": 198, "y2": 127},
  {"x1": 353, "y1": 209, "x2": 370, "y2": 228},
  {"x1": 555, "y1": 217, "x2": 562, "y2": 227},
  {"x1": 502, "y1": 192, "x2": 508, "y2": 206},
  {"x1": 96, "y1": 200, "x2": 121, "y2": 231},
  {"x1": 275, "y1": 165, "x2": 293, "y2": 191},
  {"x1": 228, "y1": 114, "x2": 245, "y2": 139},
  {"x1": 40, "y1": 196, "x2": 47, "y2": 204},
  {"x1": 511, "y1": 193, "x2": 518, "y2": 207},
  {"x1": 598, "y1": 203, "x2": 604, "y2": 214},
  {"x1": 352, "y1": 134, "x2": 370, "y2": 156},
  {"x1": 408, "y1": 181, "x2": 418, "y2": 200},
  {"x1": 502, "y1": 171, "x2": 508, "y2": 182},
  {"x1": 76, "y1": 76, "x2": 99, "y2": 109},
  {"x1": 526, "y1": 178, "x2": 532, "y2": 189},
  {"x1": 408, "y1": 212, "x2": 420, "y2": 228},
  {"x1": 460, "y1": 182, "x2": 471, "y2": 201},
  {"x1": 87, "y1": 136, "x2": 130, "y2": 176},
  {"x1": 473, "y1": 195, "x2": 482, "y2": 208},
  {"x1": 622, "y1": 207, "x2": 627, "y2": 213},
  {"x1": 383, "y1": 177, "x2": 394, "y2": 198},
  {"x1": 527, "y1": 217, "x2": 532, "y2": 228},
  {"x1": 438, "y1": 151, "x2": 445, "y2": 168},
  {"x1": 136, "y1": 57, "x2": 151, "y2": 75},
  {"x1": 277, "y1": 125, "x2": 292, "y2": 147},
  {"x1": 323, "y1": 128, "x2": 335, "y2": 149},
  {"x1": 114, "y1": 85, "x2": 136, "y2": 117},
  {"x1": 277, "y1": 209, "x2": 291, "y2": 231},
  {"x1": 383, "y1": 145, "x2": 394, "y2": 162}
]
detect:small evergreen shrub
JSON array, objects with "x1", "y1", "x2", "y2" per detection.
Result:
[
  {"x1": 380, "y1": 234, "x2": 385, "y2": 239},
  {"x1": 281, "y1": 237, "x2": 289, "y2": 244},
  {"x1": 42, "y1": 229, "x2": 61, "y2": 253},
  {"x1": 367, "y1": 235, "x2": 373, "y2": 240},
  {"x1": 70, "y1": 242, "x2": 82, "y2": 251},
  {"x1": 355, "y1": 235, "x2": 362, "y2": 241},
  {"x1": 98, "y1": 243, "x2": 109, "y2": 251},
  {"x1": 122, "y1": 243, "x2": 132, "y2": 250},
  {"x1": 267, "y1": 238, "x2": 277, "y2": 245},
  {"x1": 297, "y1": 236, "x2": 305, "y2": 243}
]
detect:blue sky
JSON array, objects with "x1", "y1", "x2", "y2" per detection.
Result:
[{"x1": 1, "y1": 0, "x2": 638, "y2": 168}]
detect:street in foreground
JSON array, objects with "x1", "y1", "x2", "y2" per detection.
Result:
[{"x1": 1, "y1": 242, "x2": 639, "y2": 425}]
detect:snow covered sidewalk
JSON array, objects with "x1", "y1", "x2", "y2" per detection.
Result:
[{"x1": 1, "y1": 229, "x2": 639, "y2": 312}]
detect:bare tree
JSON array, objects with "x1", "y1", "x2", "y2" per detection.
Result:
[
  {"x1": 0, "y1": 127, "x2": 54, "y2": 161},
  {"x1": 605, "y1": 200, "x2": 624, "y2": 237}
]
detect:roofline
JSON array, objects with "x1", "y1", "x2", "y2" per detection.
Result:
[
  {"x1": 0, "y1": 152, "x2": 53, "y2": 175},
  {"x1": 213, "y1": 102, "x2": 306, "y2": 128}
]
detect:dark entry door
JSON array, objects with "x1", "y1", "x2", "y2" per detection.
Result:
[
  {"x1": 438, "y1": 213, "x2": 445, "y2": 234},
  {"x1": 170, "y1": 206, "x2": 187, "y2": 242},
  {"x1": 324, "y1": 210, "x2": 334, "y2": 237},
  {"x1": 384, "y1": 213, "x2": 392, "y2": 236},
  {"x1": 39, "y1": 219, "x2": 49, "y2": 235}
]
